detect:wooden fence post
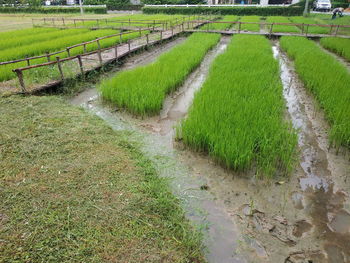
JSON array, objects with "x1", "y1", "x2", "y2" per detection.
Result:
[
  {"x1": 238, "y1": 21, "x2": 241, "y2": 33},
  {"x1": 96, "y1": 40, "x2": 103, "y2": 65},
  {"x1": 14, "y1": 69, "x2": 26, "y2": 93},
  {"x1": 114, "y1": 46, "x2": 118, "y2": 58},
  {"x1": 25, "y1": 56, "x2": 30, "y2": 66},
  {"x1": 146, "y1": 34, "x2": 149, "y2": 45},
  {"x1": 269, "y1": 23, "x2": 274, "y2": 36},
  {"x1": 171, "y1": 27, "x2": 173, "y2": 36},
  {"x1": 305, "y1": 24, "x2": 309, "y2": 36},
  {"x1": 46, "y1": 52, "x2": 51, "y2": 62},
  {"x1": 119, "y1": 34, "x2": 122, "y2": 43},
  {"x1": 128, "y1": 41, "x2": 131, "y2": 51},
  {"x1": 74, "y1": 19, "x2": 76, "y2": 28},
  {"x1": 83, "y1": 44, "x2": 87, "y2": 53},
  {"x1": 56, "y1": 57, "x2": 64, "y2": 80},
  {"x1": 329, "y1": 25, "x2": 333, "y2": 35},
  {"x1": 335, "y1": 25, "x2": 340, "y2": 36},
  {"x1": 77, "y1": 55, "x2": 84, "y2": 76},
  {"x1": 66, "y1": 48, "x2": 71, "y2": 57},
  {"x1": 62, "y1": 17, "x2": 65, "y2": 26},
  {"x1": 160, "y1": 30, "x2": 162, "y2": 40}
]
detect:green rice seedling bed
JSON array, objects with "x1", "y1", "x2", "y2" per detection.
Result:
[
  {"x1": 179, "y1": 35, "x2": 297, "y2": 178},
  {"x1": 266, "y1": 16, "x2": 300, "y2": 33},
  {"x1": 100, "y1": 33, "x2": 221, "y2": 116},
  {"x1": 320, "y1": 37, "x2": 350, "y2": 61},
  {"x1": 0, "y1": 28, "x2": 89, "y2": 51},
  {"x1": 0, "y1": 27, "x2": 56, "y2": 41},
  {"x1": 201, "y1": 16, "x2": 238, "y2": 31},
  {"x1": 280, "y1": 36, "x2": 350, "y2": 147},
  {"x1": 288, "y1": 16, "x2": 329, "y2": 34},
  {"x1": 239, "y1": 16, "x2": 261, "y2": 32}
]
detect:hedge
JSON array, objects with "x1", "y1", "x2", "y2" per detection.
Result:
[
  {"x1": 0, "y1": 6, "x2": 107, "y2": 13},
  {"x1": 142, "y1": 6, "x2": 304, "y2": 16},
  {"x1": 107, "y1": 4, "x2": 143, "y2": 10},
  {"x1": 332, "y1": 2, "x2": 349, "y2": 8}
]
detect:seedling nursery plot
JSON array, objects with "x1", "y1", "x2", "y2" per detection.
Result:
[{"x1": 2, "y1": 12, "x2": 350, "y2": 263}]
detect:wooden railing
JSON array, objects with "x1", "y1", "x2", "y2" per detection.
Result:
[
  {"x1": 11, "y1": 22, "x2": 195, "y2": 93},
  {"x1": 0, "y1": 29, "x2": 151, "y2": 67},
  {"x1": 193, "y1": 20, "x2": 350, "y2": 36}
]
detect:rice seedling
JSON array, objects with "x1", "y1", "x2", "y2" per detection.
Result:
[
  {"x1": 320, "y1": 37, "x2": 350, "y2": 61},
  {"x1": 288, "y1": 17, "x2": 329, "y2": 34},
  {"x1": 201, "y1": 16, "x2": 238, "y2": 31},
  {"x1": 100, "y1": 33, "x2": 221, "y2": 116},
  {"x1": 0, "y1": 27, "x2": 56, "y2": 41},
  {"x1": 0, "y1": 29, "x2": 118, "y2": 82},
  {"x1": 265, "y1": 16, "x2": 300, "y2": 33},
  {"x1": 179, "y1": 35, "x2": 297, "y2": 178},
  {"x1": 0, "y1": 28, "x2": 89, "y2": 50},
  {"x1": 239, "y1": 16, "x2": 261, "y2": 32},
  {"x1": 280, "y1": 36, "x2": 350, "y2": 147}
]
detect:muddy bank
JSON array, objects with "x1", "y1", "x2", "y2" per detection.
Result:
[{"x1": 69, "y1": 35, "x2": 350, "y2": 263}]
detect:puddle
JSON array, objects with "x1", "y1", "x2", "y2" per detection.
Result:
[{"x1": 273, "y1": 42, "x2": 350, "y2": 262}]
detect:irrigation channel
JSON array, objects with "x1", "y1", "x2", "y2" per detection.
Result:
[{"x1": 69, "y1": 35, "x2": 350, "y2": 262}]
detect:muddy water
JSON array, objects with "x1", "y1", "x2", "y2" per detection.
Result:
[
  {"x1": 71, "y1": 36, "x2": 249, "y2": 263},
  {"x1": 70, "y1": 34, "x2": 350, "y2": 263},
  {"x1": 273, "y1": 43, "x2": 350, "y2": 262}
]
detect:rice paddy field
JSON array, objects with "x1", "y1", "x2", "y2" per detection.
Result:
[{"x1": 1, "y1": 12, "x2": 350, "y2": 263}]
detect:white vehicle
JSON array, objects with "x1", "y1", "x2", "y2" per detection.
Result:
[{"x1": 313, "y1": 0, "x2": 332, "y2": 11}]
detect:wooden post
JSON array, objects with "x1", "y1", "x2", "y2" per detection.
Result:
[
  {"x1": 14, "y1": 69, "x2": 26, "y2": 93},
  {"x1": 96, "y1": 40, "x2": 102, "y2": 65},
  {"x1": 269, "y1": 23, "x2": 274, "y2": 36},
  {"x1": 128, "y1": 41, "x2": 131, "y2": 51},
  {"x1": 74, "y1": 19, "x2": 76, "y2": 28},
  {"x1": 335, "y1": 25, "x2": 340, "y2": 36},
  {"x1": 305, "y1": 24, "x2": 309, "y2": 36},
  {"x1": 238, "y1": 21, "x2": 241, "y2": 33},
  {"x1": 66, "y1": 48, "x2": 71, "y2": 57},
  {"x1": 83, "y1": 44, "x2": 87, "y2": 53},
  {"x1": 62, "y1": 17, "x2": 65, "y2": 26},
  {"x1": 146, "y1": 34, "x2": 149, "y2": 45},
  {"x1": 52, "y1": 18, "x2": 55, "y2": 26},
  {"x1": 171, "y1": 27, "x2": 173, "y2": 36},
  {"x1": 114, "y1": 46, "x2": 118, "y2": 58},
  {"x1": 77, "y1": 55, "x2": 84, "y2": 76},
  {"x1": 207, "y1": 22, "x2": 209, "y2": 32},
  {"x1": 46, "y1": 51, "x2": 51, "y2": 62},
  {"x1": 187, "y1": 21, "x2": 190, "y2": 29},
  {"x1": 119, "y1": 34, "x2": 122, "y2": 43},
  {"x1": 160, "y1": 30, "x2": 162, "y2": 40},
  {"x1": 181, "y1": 23, "x2": 184, "y2": 31},
  {"x1": 56, "y1": 57, "x2": 64, "y2": 80},
  {"x1": 329, "y1": 25, "x2": 333, "y2": 35},
  {"x1": 96, "y1": 19, "x2": 99, "y2": 28},
  {"x1": 25, "y1": 57, "x2": 30, "y2": 66}
]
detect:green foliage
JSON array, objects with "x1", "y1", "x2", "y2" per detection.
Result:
[
  {"x1": 201, "y1": 15, "x2": 238, "y2": 30},
  {"x1": 142, "y1": 6, "x2": 304, "y2": 16},
  {"x1": 179, "y1": 35, "x2": 297, "y2": 178},
  {"x1": 0, "y1": 6, "x2": 107, "y2": 14},
  {"x1": 100, "y1": 33, "x2": 221, "y2": 116},
  {"x1": 240, "y1": 15, "x2": 260, "y2": 31},
  {"x1": 280, "y1": 36, "x2": 350, "y2": 147},
  {"x1": 288, "y1": 16, "x2": 329, "y2": 34},
  {"x1": 320, "y1": 37, "x2": 350, "y2": 61},
  {"x1": 266, "y1": 16, "x2": 300, "y2": 33}
]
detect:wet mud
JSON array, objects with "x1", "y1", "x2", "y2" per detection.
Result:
[{"x1": 69, "y1": 35, "x2": 350, "y2": 263}]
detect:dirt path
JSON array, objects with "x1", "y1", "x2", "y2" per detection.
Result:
[{"x1": 69, "y1": 36, "x2": 350, "y2": 263}]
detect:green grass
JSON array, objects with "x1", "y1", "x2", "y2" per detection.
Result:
[
  {"x1": 0, "y1": 95, "x2": 205, "y2": 262},
  {"x1": 288, "y1": 16, "x2": 330, "y2": 34},
  {"x1": 266, "y1": 16, "x2": 300, "y2": 33},
  {"x1": 280, "y1": 36, "x2": 350, "y2": 148},
  {"x1": 0, "y1": 28, "x2": 89, "y2": 50},
  {"x1": 239, "y1": 16, "x2": 261, "y2": 32},
  {"x1": 100, "y1": 33, "x2": 221, "y2": 116},
  {"x1": 0, "y1": 27, "x2": 56, "y2": 40},
  {"x1": 320, "y1": 37, "x2": 350, "y2": 61},
  {"x1": 178, "y1": 35, "x2": 297, "y2": 178}
]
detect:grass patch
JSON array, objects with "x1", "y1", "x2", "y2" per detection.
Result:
[
  {"x1": 0, "y1": 95, "x2": 205, "y2": 262},
  {"x1": 320, "y1": 37, "x2": 350, "y2": 61},
  {"x1": 280, "y1": 36, "x2": 350, "y2": 148},
  {"x1": 288, "y1": 16, "x2": 329, "y2": 34},
  {"x1": 178, "y1": 35, "x2": 297, "y2": 178},
  {"x1": 201, "y1": 15, "x2": 238, "y2": 31},
  {"x1": 100, "y1": 32, "x2": 221, "y2": 116}
]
